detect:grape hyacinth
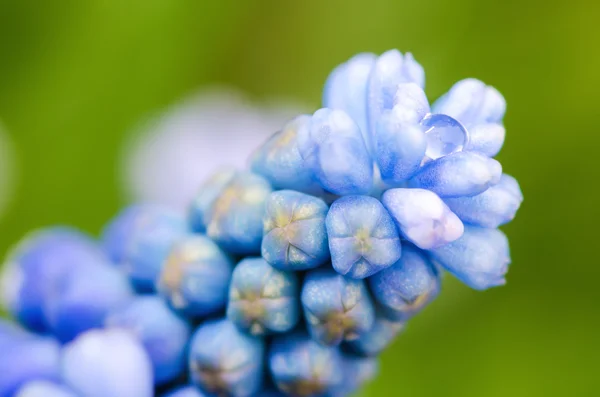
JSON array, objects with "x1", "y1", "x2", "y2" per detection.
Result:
[{"x1": 0, "y1": 49, "x2": 522, "y2": 396}]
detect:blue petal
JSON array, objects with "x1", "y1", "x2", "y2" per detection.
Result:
[
  {"x1": 189, "y1": 169, "x2": 236, "y2": 232},
  {"x1": 62, "y1": 329, "x2": 154, "y2": 397},
  {"x1": 189, "y1": 319, "x2": 265, "y2": 397},
  {"x1": 204, "y1": 172, "x2": 273, "y2": 254},
  {"x1": 326, "y1": 196, "x2": 402, "y2": 278},
  {"x1": 0, "y1": 330, "x2": 61, "y2": 397},
  {"x1": 429, "y1": 225, "x2": 510, "y2": 290},
  {"x1": 444, "y1": 174, "x2": 523, "y2": 228},
  {"x1": 298, "y1": 109, "x2": 373, "y2": 195},
  {"x1": 375, "y1": 109, "x2": 427, "y2": 184},
  {"x1": 250, "y1": 116, "x2": 322, "y2": 194},
  {"x1": 268, "y1": 331, "x2": 343, "y2": 396},
  {"x1": 465, "y1": 123, "x2": 505, "y2": 157},
  {"x1": 334, "y1": 355, "x2": 378, "y2": 396},
  {"x1": 323, "y1": 53, "x2": 376, "y2": 150},
  {"x1": 2, "y1": 228, "x2": 107, "y2": 332},
  {"x1": 227, "y1": 257, "x2": 299, "y2": 335},
  {"x1": 43, "y1": 261, "x2": 134, "y2": 343},
  {"x1": 367, "y1": 50, "x2": 425, "y2": 145},
  {"x1": 105, "y1": 296, "x2": 191, "y2": 385},
  {"x1": 391, "y1": 83, "x2": 430, "y2": 124},
  {"x1": 301, "y1": 267, "x2": 375, "y2": 346},
  {"x1": 382, "y1": 188, "x2": 464, "y2": 249},
  {"x1": 262, "y1": 190, "x2": 330, "y2": 271},
  {"x1": 103, "y1": 205, "x2": 188, "y2": 291},
  {"x1": 432, "y1": 78, "x2": 505, "y2": 126},
  {"x1": 157, "y1": 235, "x2": 233, "y2": 318},
  {"x1": 347, "y1": 311, "x2": 405, "y2": 357},
  {"x1": 369, "y1": 245, "x2": 440, "y2": 321},
  {"x1": 408, "y1": 151, "x2": 502, "y2": 198},
  {"x1": 13, "y1": 381, "x2": 77, "y2": 397}
]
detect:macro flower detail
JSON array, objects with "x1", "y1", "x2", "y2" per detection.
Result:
[
  {"x1": 262, "y1": 190, "x2": 330, "y2": 271},
  {"x1": 369, "y1": 245, "x2": 441, "y2": 321},
  {"x1": 301, "y1": 268, "x2": 375, "y2": 346},
  {"x1": 326, "y1": 195, "x2": 402, "y2": 278},
  {"x1": 268, "y1": 331, "x2": 343, "y2": 396},
  {"x1": 0, "y1": 48, "x2": 522, "y2": 397},
  {"x1": 105, "y1": 296, "x2": 191, "y2": 385},
  {"x1": 382, "y1": 188, "x2": 464, "y2": 250},
  {"x1": 189, "y1": 319, "x2": 265, "y2": 397},
  {"x1": 157, "y1": 234, "x2": 233, "y2": 318},
  {"x1": 102, "y1": 205, "x2": 188, "y2": 291},
  {"x1": 198, "y1": 171, "x2": 272, "y2": 254},
  {"x1": 227, "y1": 257, "x2": 300, "y2": 335}
]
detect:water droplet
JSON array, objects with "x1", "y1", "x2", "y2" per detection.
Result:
[{"x1": 421, "y1": 113, "x2": 469, "y2": 160}]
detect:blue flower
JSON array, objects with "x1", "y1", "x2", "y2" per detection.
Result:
[
  {"x1": 1, "y1": 227, "x2": 107, "y2": 332},
  {"x1": 13, "y1": 381, "x2": 77, "y2": 397},
  {"x1": 189, "y1": 168, "x2": 236, "y2": 233},
  {"x1": 201, "y1": 171, "x2": 273, "y2": 254},
  {"x1": 189, "y1": 319, "x2": 265, "y2": 397},
  {"x1": 369, "y1": 245, "x2": 440, "y2": 321},
  {"x1": 105, "y1": 296, "x2": 191, "y2": 385},
  {"x1": 61, "y1": 329, "x2": 154, "y2": 397},
  {"x1": 102, "y1": 205, "x2": 189, "y2": 291},
  {"x1": 227, "y1": 257, "x2": 299, "y2": 335},
  {"x1": 297, "y1": 108, "x2": 373, "y2": 195},
  {"x1": 367, "y1": 51, "x2": 425, "y2": 152},
  {"x1": 301, "y1": 267, "x2": 375, "y2": 346},
  {"x1": 326, "y1": 195, "x2": 402, "y2": 278},
  {"x1": 443, "y1": 173, "x2": 523, "y2": 228},
  {"x1": 346, "y1": 311, "x2": 405, "y2": 357},
  {"x1": 250, "y1": 116, "x2": 323, "y2": 195},
  {"x1": 382, "y1": 188, "x2": 464, "y2": 250},
  {"x1": 408, "y1": 151, "x2": 502, "y2": 198},
  {"x1": 323, "y1": 53, "x2": 377, "y2": 150},
  {"x1": 0, "y1": 321, "x2": 61, "y2": 397},
  {"x1": 334, "y1": 355, "x2": 378, "y2": 396},
  {"x1": 262, "y1": 190, "x2": 330, "y2": 271},
  {"x1": 269, "y1": 331, "x2": 343, "y2": 396},
  {"x1": 43, "y1": 260, "x2": 134, "y2": 343},
  {"x1": 157, "y1": 235, "x2": 233, "y2": 318},
  {"x1": 429, "y1": 225, "x2": 510, "y2": 290}
]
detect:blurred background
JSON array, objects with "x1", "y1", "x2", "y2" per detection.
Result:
[{"x1": 0, "y1": 0, "x2": 598, "y2": 396}]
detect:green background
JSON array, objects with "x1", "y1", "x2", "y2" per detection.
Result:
[{"x1": 0, "y1": 0, "x2": 598, "y2": 396}]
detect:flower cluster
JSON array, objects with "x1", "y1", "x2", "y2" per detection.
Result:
[{"x1": 0, "y1": 49, "x2": 522, "y2": 397}]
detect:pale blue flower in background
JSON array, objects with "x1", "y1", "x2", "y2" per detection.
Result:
[{"x1": 122, "y1": 88, "x2": 304, "y2": 210}]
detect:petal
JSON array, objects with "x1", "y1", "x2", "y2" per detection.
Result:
[
  {"x1": 250, "y1": 116, "x2": 322, "y2": 194},
  {"x1": 369, "y1": 245, "x2": 440, "y2": 321},
  {"x1": 408, "y1": 151, "x2": 502, "y2": 198},
  {"x1": 382, "y1": 188, "x2": 464, "y2": 249},
  {"x1": 444, "y1": 174, "x2": 523, "y2": 228},
  {"x1": 261, "y1": 190, "x2": 330, "y2": 271},
  {"x1": 104, "y1": 296, "x2": 191, "y2": 385},
  {"x1": 62, "y1": 329, "x2": 154, "y2": 397},
  {"x1": 432, "y1": 78, "x2": 506, "y2": 126},
  {"x1": 429, "y1": 225, "x2": 510, "y2": 290},
  {"x1": 465, "y1": 123, "x2": 506, "y2": 157},
  {"x1": 189, "y1": 319, "x2": 265, "y2": 397},
  {"x1": 374, "y1": 109, "x2": 427, "y2": 184},
  {"x1": 323, "y1": 53, "x2": 377, "y2": 149},
  {"x1": 269, "y1": 332, "x2": 343, "y2": 395},
  {"x1": 301, "y1": 268, "x2": 375, "y2": 346},
  {"x1": 367, "y1": 50, "x2": 425, "y2": 144},
  {"x1": 326, "y1": 196, "x2": 402, "y2": 279},
  {"x1": 298, "y1": 109, "x2": 373, "y2": 195}
]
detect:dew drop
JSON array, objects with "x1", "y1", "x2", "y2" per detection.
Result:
[{"x1": 421, "y1": 113, "x2": 469, "y2": 160}]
